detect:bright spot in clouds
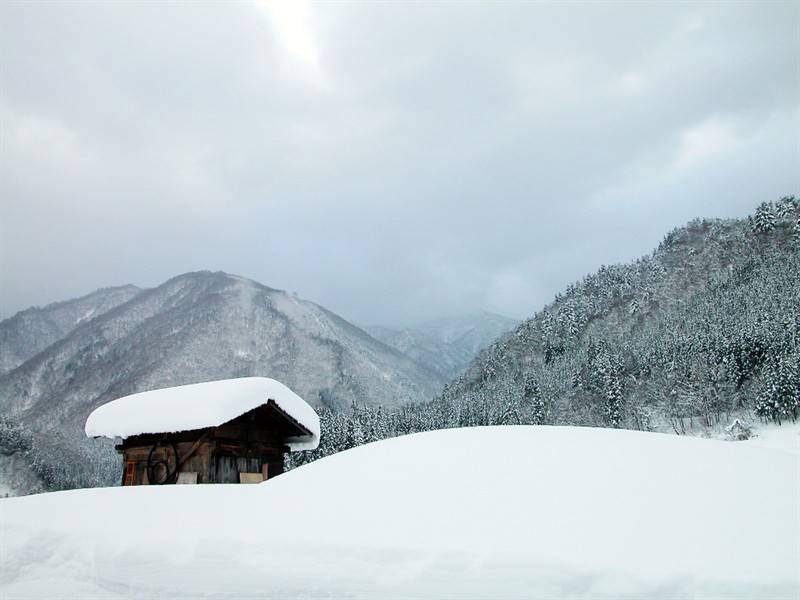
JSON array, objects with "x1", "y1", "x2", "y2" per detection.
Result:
[{"x1": 257, "y1": 0, "x2": 321, "y2": 75}]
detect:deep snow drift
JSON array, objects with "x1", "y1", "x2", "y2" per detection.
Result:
[
  {"x1": 1, "y1": 426, "x2": 798, "y2": 599},
  {"x1": 741, "y1": 420, "x2": 800, "y2": 455}
]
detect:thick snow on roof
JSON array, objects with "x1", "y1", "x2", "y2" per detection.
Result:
[
  {"x1": 4, "y1": 425, "x2": 798, "y2": 598},
  {"x1": 84, "y1": 377, "x2": 319, "y2": 451}
]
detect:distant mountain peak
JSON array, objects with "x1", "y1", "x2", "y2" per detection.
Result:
[{"x1": 365, "y1": 311, "x2": 518, "y2": 380}]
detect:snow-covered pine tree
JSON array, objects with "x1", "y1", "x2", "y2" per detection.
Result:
[
  {"x1": 775, "y1": 351, "x2": 799, "y2": 422},
  {"x1": 752, "y1": 201, "x2": 777, "y2": 233},
  {"x1": 754, "y1": 351, "x2": 799, "y2": 424},
  {"x1": 343, "y1": 404, "x2": 366, "y2": 449},
  {"x1": 775, "y1": 196, "x2": 795, "y2": 220},
  {"x1": 523, "y1": 374, "x2": 546, "y2": 425},
  {"x1": 603, "y1": 358, "x2": 624, "y2": 428},
  {"x1": 590, "y1": 342, "x2": 624, "y2": 428}
]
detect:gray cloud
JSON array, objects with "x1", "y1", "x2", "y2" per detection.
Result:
[{"x1": 1, "y1": 1, "x2": 798, "y2": 325}]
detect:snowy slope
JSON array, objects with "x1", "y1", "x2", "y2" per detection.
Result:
[
  {"x1": 741, "y1": 421, "x2": 800, "y2": 455},
  {"x1": 1, "y1": 426, "x2": 797, "y2": 599}
]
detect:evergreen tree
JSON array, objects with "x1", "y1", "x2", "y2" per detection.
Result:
[
  {"x1": 776, "y1": 196, "x2": 795, "y2": 219},
  {"x1": 755, "y1": 352, "x2": 799, "y2": 424},
  {"x1": 523, "y1": 374, "x2": 546, "y2": 425},
  {"x1": 602, "y1": 356, "x2": 624, "y2": 428},
  {"x1": 752, "y1": 201, "x2": 776, "y2": 233}
]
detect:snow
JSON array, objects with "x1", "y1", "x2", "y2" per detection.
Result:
[
  {"x1": 84, "y1": 377, "x2": 319, "y2": 451},
  {"x1": 742, "y1": 420, "x2": 800, "y2": 456},
  {"x1": 2, "y1": 425, "x2": 798, "y2": 599},
  {"x1": 75, "y1": 307, "x2": 96, "y2": 324}
]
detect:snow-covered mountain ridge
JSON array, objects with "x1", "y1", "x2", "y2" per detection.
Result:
[{"x1": 0, "y1": 285, "x2": 141, "y2": 374}]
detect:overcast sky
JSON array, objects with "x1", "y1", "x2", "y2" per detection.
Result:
[{"x1": 1, "y1": 1, "x2": 798, "y2": 325}]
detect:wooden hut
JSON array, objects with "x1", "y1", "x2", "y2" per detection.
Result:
[{"x1": 85, "y1": 377, "x2": 320, "y2": 485}]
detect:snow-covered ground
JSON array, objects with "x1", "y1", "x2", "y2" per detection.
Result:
[
  {"x1": 1, "y1": 425, "x2": 798, "y2": 599},
  {"x1": 740, "y1": 420, "x2": 800, "y2": 455}
]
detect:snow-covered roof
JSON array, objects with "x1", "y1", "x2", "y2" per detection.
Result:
[{"x1": 85, "y1": 377, "x2": 319, "y2": 451}]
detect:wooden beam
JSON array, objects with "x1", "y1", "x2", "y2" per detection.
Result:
[{"x1": 174, "y1": 431, "x2": 211, "y2": 473}]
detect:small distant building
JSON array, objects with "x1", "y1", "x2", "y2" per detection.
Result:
[{"x1": 85, "y1": 377, "x2": 320, "y2": 486}]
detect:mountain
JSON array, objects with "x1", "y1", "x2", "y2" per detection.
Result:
[
  {"x1": 431, "y1": 197, "x2": 800, "y2": 431},
  {"x1": 365, "y1": 312, "x2": 518, "y2": 380},
  {"x1": 0, "y1": 285, "x2": 142, "y2": 374},
  {"x1": 289, "y1": 197, "x2": 800, "y2": 467},
  {"x1": 0, "y1": 271, "x2": 443, "y2": 493}
]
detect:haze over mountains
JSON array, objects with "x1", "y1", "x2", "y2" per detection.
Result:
[
  {"x1": 365, "y1": 312, "x2": 518, "y2": 380},
  {"x1": 0, "y1": 272, "x2": 514, "y2": 494}
]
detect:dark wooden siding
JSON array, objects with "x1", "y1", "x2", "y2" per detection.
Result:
[
  {"x1": 215, "y1": 456, "x2": 260, "y2": 483},
  {"x1": 117, "y1": 402, "x2": 301, "y2": 485}
]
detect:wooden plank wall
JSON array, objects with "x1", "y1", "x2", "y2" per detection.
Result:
[{"x1": 118, "y1": 406, "x2": 295, "y2": 485}]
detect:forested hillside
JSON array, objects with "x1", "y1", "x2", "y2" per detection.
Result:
[{"x1": 292, "y1": 198, "x2": 800, "y2": 466}]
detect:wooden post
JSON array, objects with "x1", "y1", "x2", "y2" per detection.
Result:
[{"x1": 123, "y1": 460, "x2": 136, "y2": 486}]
